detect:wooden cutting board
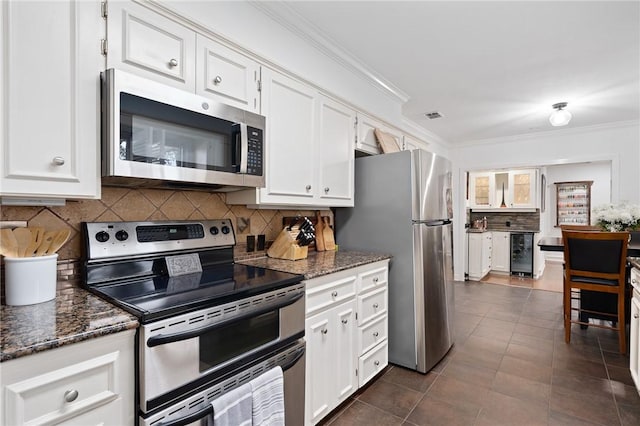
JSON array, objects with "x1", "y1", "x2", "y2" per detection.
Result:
[
  {"x1": 374, "y1": 128, "x2": 400, "y2": 153},
  {"x1": 315, "y1": 211, "x2": 326, "y2": 251},
  {"x1": 322, "y1": 216, "x2": 335, "y2": 251}
]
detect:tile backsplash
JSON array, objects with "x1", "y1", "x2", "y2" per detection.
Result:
[
  {"x1": 1, "y1": 187, "x2": 326, "y2": 263},
  {"x1": 469, "y1": 210, "x2": 540, "y2": 231}
]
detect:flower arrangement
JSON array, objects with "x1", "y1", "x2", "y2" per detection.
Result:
[{"x1": 592, "y1": 202, "x2": 640, "y2": 231}]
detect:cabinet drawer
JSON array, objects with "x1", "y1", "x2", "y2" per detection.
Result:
[
  {"x1": 358, "y1": 340, "x2": 388, "y2": 387},
  {"x1": 5, "y1": 352, "x2": 120, "y2": 425},
  {"x1": 306, "y1": 275, "x2": 357, "y2": 316},
  {"x1": 357, "y1": 286, "x2": 387, "y2": 326},
  {"x1": 357, "y1": 314, "x2": 387, "y2": 356},
  {"x1": 358, "y1": 266, "x2": 388, "y2": 294}
]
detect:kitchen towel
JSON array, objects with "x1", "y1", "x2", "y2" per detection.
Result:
[
  {"x1": 210, "y1": 382, "x2": 252, "y2": 426},
  {"x1": 250, "y1": 366, "x2": 285, "y2": 425}
]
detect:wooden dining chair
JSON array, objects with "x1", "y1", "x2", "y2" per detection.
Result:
[
  {"x1": 560, "y1": 224, "x2": 602, "y2": 231},
  {"x1": 562, "y1": 229, "x2": 629, "y2": 353}
]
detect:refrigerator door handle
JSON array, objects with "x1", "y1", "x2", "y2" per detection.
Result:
[{"x1": 417, "y1": 219, "x2": 452, "y2": 226}]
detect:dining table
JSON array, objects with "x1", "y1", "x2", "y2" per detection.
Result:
[{"x1": 537, "y1": 236, "x2": 640, "y2": 257}]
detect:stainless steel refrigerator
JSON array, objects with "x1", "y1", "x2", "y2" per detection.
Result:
[{"x1": 336, "y1": 149, "x2": 454, "y2": 373}]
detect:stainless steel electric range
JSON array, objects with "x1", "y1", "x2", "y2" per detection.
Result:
[{"x1": 82, "y1": 220, "x2": 305, "y2": 426}]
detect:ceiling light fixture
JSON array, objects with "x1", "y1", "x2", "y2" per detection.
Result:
[{"x1": 549, "y1": 102, "x2": 572, "y2": 127}]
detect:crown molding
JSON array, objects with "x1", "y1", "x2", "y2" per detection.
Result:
[
  {"x1": 455, "y1": 119, "x2": 640, "y2": 148},
  {"x1": 248, "y1": 1, "x2": 410, "y2": 104}
]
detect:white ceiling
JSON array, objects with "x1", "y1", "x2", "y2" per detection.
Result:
[{"x1": 268, "y1": 1, "x2": 640, "y2": 144}]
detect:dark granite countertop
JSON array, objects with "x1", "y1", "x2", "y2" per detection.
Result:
[
  {"x1": 1, "y1": 286, "x2": 139, "y2": 362},
  {"x1": 236, "y1": 250, "x2": 392, "y2": 280}
]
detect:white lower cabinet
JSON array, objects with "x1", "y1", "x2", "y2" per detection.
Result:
[
  {"x1": 630, "y1": 267, "x2": 640, "y2": 393},
  {"x1": 0, "y1": 330, "x2": 135, "y2": 426},
  {"x1": 491, "y1": 231, "x2": 510, "y2": 273},
  {"x1": 305, "y1": 260, "x2": 389, "y2": 425},
  {"x1": 468, "y1": 232, "x2": 492, "y2": 280}
]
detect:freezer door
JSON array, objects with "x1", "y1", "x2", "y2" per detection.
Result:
[
  {"x1": 413, "y1": 221, "x2": 455, "y2": 373},
  {"x1": 412, "y1": 149, "x2": 453, "y2": 221}
]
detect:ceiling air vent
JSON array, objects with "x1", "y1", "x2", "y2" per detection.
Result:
[{"x1": 424, "y1": 111, "x2": 443, "y2": 119}]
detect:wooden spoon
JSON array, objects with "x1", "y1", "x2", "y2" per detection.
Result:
[
  {"x1": 0, "y1": 228, "x2": 19, "y2": 257},
  {"x1": 36, "y1": 231, "x2": 56, "y2": 256},
  {"x1": 46, "y1": 229, "x2": 71, "y2": 255},
  {"x1": 25, "y1": 227, "x2": 44, "y2": 257},
  {"x1": 12, "y1": 228, "x2": 32, "y2": 257}
]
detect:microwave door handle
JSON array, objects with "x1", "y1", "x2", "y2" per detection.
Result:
[
  {"x1": 154, "y1": 346, "x2": 305, "y2": 426},
  {"x1": 239, "y1": 122, "x2": 248, "y2": 174},
  {"x1": 146, "y1": 291, "x2": 304, "y2": 348}
]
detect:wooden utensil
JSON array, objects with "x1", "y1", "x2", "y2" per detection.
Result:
[
  {"x1": 46, "y1": 229, "x2": 71, "y2": 255},
  {"x1": 315, "y1": 211, "x2": 326, "y2": 252},
  {"x1": 25, "y1": 227, "x2": 44, "y2": 257},
  {"x1": 36, "y1": 231, "x2": 56, "y2": 256},
  {"x1": 322, "y1": 217, "x2": 336, "y2": 251},
  {"x1": 0, "y1": 228, "x2": 19, "y2": 257},
  {"x1": 12, "y1": 228, "x2": 32, "y2": 257}
]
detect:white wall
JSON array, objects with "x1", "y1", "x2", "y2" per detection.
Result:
[{"x1": 451, "y1": 122, "x2": 639, "y2": 280}]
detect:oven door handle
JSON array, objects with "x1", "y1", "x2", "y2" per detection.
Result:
[
  {"x1": 154, "y1": 346, "x2": 306, "y2": 426},
  {"x1": 146, "y1": 291, "x2": 304, "y2": 348}
]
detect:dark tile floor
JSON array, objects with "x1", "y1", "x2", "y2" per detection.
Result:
[{"x1": 320, "y1": 281, "x2": 640, "y2": 425}]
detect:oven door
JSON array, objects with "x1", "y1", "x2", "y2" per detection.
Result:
[
  {"x1": 139, "y1": 284, "x2": 305, "y2": 413},
  {"x1": 140, "y1": 338, "x2": 305, "y2": 426},
  {"x1": 102, "y1": 68, "x2": 265, "y2": 188}
]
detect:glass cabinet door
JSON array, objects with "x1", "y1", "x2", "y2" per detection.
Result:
[
  {"x1": 468, "y1": 172, "x2": 494, "y2": 207},
  {"x1": 508, "y1": 169, "x2": 537, "y2": 208}
]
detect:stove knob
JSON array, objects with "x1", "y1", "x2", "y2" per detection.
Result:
[
  {"x1": 95, "y1": 231, "x2": 110, "y2": 243},
  {"x1": 221, "y1": 225, "x2": 230, "y2": 235},
  {"x1": 210, "y1": 226, "x2": 219, "y2": 235},
  {"x1": 115, "y1": 230, "x2": 129, "y2": 241}
]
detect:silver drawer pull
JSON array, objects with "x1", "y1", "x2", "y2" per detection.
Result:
[
  {"x1": 52, "y1": 156, "x2": 65, "y2": 166},
  {"x1": 633, "y1": 278, "x2": 638, "y2": 284},
  {"x1": 64, "y1": 389, "x2": 78, "y2": 403},
  {"x1": 213, "y1": 75, "x2": 222, "y2": 84},
  {"x1": 373, "y1": 277, "x2": 379, "y2": 283},
  {"x1": 373, "y1": 303, "x2": 379, "y2": 309},
  {"x1": 169, "y1": 58, "x2": 178, "y2": 67},
  {"x1": 373, "y1": 331, "x2": 379, "y2": 337},
  {"x1": 331, "y1": 291, "x2": 338, "y2": 298},
  {"x1": 305, "y1": 185, "x2": 312, "y2": 191},
  {"x1": 324, "y1": 187, "x2": 330, "y2": 193},
  {"x1": 374, "y1": 360, "x2": 380, "y2": 366},
  {"x1": 321, "y1": 328, "x2": 328, "y2": 335},
  {"x1": 635, "y1": 314, "x2": 639, "y2": 319},
  {"x1": 342, "y1": 318, "x2": 348, "y2": 324}
]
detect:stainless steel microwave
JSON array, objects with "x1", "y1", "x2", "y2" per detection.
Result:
[{"x1": 101, "y1": 68, "x2": 265, "y2": 191}]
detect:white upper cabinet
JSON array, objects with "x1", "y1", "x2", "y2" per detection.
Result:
[
  {"x1": 508, "y1": 169, "x2": 537, "y2": 208},
  {"x1": 317, "y1": 95, "x2": 355, "y2": 206},
  {"x1": 195, "y1": 35, "x2": 260, "y2": 113},
  {"x1": 355, "y1": 113, "x2": 402, "y2": 155},
  {"x1": 0, "y1": 0, "x2": 102, "y2": 201},
  {"x1": 107, "y1": 0, "x2": 196, "y2": 91},
  {"x1": 402, "y1": 134, "x2": 426, "y2": 151},
  {"x1": 468, "y1": 169, "x2": 538, "y2": 210},
  {"x1": 227, "y1": 69, "x2": 355, "y2": 208}
]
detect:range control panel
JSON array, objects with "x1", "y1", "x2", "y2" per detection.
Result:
[{"x1": 84, "y1": 220, "x2": 235, "y2": 260}]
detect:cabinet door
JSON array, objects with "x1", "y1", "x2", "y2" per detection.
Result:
[
  {"x1": 482, "y1": 234, "x2": 493, "y2": 276},
  {"x1": 107, "y1": 1, "x2": 196, "y2": 91},
  {"x1": 402, "y1": 134, "x2": 426, "y2": 151},
  {"x1": 491, "y1": 232, "x2": 510, "y2": 272},
  {"x1": 305, "y1": 309, "x2": 333, "y2": 425},
  {"x1": 355, "y1": 113, "x2": 401, "y2": 155},
  {"x1": 0, "y1": 0, "x2": 101, "y2": 200},
  {"x1": 468, "y1": 172, "x2": 495, "y2": 208},
  {"x1": 467, "y1": 233, "x2": 483, "y2": 280},
  {"x1": 259, "y1": 69, "x2": 316, "y2": 204},
  {"x1": 195, "y1": 35, "x2": 260, "y2": 113},
  {"x1": 630, "y1": 294, "x2": 640, "y2": 392},
  {"x1": 508, "y1": 169, "x2": 537, "y2": 208},
  {"x1": 318, "y1": 95, "x2": 355, "y2": 206},
  {"x1": 335, "y1": 302, "x2": 357, "y2": 404}
]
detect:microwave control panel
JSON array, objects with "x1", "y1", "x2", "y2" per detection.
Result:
[{"x1": 246, "y1": 126, "x2": 263, "y2": 176}]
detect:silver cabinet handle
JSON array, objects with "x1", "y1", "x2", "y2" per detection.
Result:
[
  {"x1": 342, "y1": 318, "x2": 348, "y2": 324},
  {"x1": 64, "y1": 389, "x2": 78, "y2": 403},
  {"x1": 169, "y1": 58, "x2": 178, "y2": 67},
  {"x1": 331, "y1": 291, "x2": 338, "y2": 298},
  {"x1": 52, "y1": 157, "x2": 65, "y2": 166},
  {"x1": 321, "y1": 328, "x2": 328, "y2": 335},
  {"x1": 633, "y1": 278, "x2": 638, "y2": 284},
  {"x1": 306, "y1": 185, "x2": 312, "y2": 191},
  {"x1": 324, "y1": 187, "x2": 330, "y2": 193},
  {"x1": 374, "y1": 360, "x2": 380, "y2": 366},
  {"x1": 373, "y1": 303, "x2": 379, "y2": 309},
  {"x1": 635, "y1": 313, "x2": 639, "y2": 319},
  {"x1": 373, "y1": 277, "x2": 379, "y2": 283},
  {"x1": 213, "y1": 75, "x2": 222, "y2": 84},
  {"x1": 373, "y1": 331, "x2": 379, "y2": 337}
]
